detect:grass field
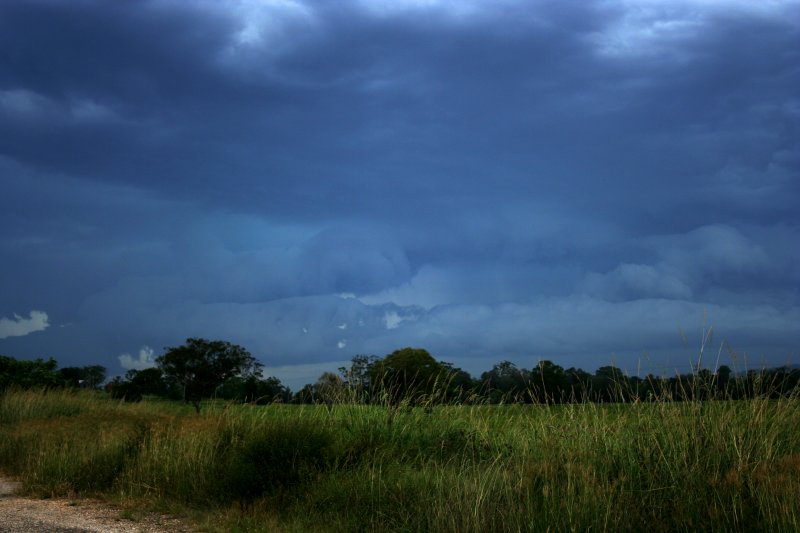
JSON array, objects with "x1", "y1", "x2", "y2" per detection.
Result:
[{"x1": 1, "y1": 387, "x2": 798, "y2": 532}]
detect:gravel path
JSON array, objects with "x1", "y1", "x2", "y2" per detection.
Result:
[{"x1": 0, "y1": 476, "x2": 195, "y2": 533}]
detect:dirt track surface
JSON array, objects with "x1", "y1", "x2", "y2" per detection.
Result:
[{"x1": 0, "y1": 476, "x2": 195, "y2": 533}]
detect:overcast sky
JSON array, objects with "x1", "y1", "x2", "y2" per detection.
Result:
[{"x1": 1, "y1": 0, "x2": 798, "y2": 389}]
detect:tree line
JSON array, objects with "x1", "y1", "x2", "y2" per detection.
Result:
[
  {"x1": 1, "y1": 354, "x2": 106, "y2": 391},
  {"x1": 2, "y1": 340, "x2": 798, "y2": 412},
  {"x1": 304, "y1": 348, "x2": 800, "y2": 406}
]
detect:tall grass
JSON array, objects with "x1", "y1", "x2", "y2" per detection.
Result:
[{"x1": 1, "y1": 385, "x2": 798, "y2": 531}]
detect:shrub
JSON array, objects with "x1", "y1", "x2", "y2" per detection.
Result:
[{"x1": 224, "y1": 420, "x2": 335, "y2": 503}]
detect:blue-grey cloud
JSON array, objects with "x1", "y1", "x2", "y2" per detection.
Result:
[
  {"x1": 580, "y1": 264, "x2": 694, "y2": 302},
  {"x1": 1, "y1": 1, "x2": 798, "y2": 388}
]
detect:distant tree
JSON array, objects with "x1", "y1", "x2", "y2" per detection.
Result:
[
  {"x1": 670, "y1": 373, "x2": 695, "y2": 401},
  {"x1": 217, "y1": 375, "x2": 290, "y2": 404},
  {"x1": 128, "y1": 367, "x2": 168, "y2": 396},
  {"x1": 627, "y1": 375, "x2": 645, "y2": 402},
  {"x1": 715, "y1": 365, "x2": 733, "y2": 397},
  {"x1": 107, "y1": 367, "x2": 168, "y2": 402},
  {"x1": 0, "y1": 355, "x2": 62, "y2": 391},
  {"x1": 642, "y1": 373, "x2": 668, "y2": 401},
  {"x1": 314, "y1": 371, "x2": 349, "y2": 405},
  {"x1": 339, "y1": 354, "x2": 379, "y2": 402},
  {"x1": 565, "y1": 367, "x2": 593, "y2": 401},
  {"x1": 59, "y1": 365, "x2": 106, "y2": 389},
  {"x1": 261, "y1": 376, "x2": 292, "y2": 403},
  {"x1": 293, "y1": 383, "x2": 316, "y2": 404},
  {"x1": 593, "y1": 365, "x2": 627, "y2": 402},
  {"x1": 107, "y1": 376, "x2": 142, "y2": 402},
  {"x1": 439, "y1": 361, "x2": 476, "y2": 403},
  {"x1": 83, "y1": 365, "x2": 106, "y2": 388},
  {"x1": 528, "y1": 360, "x2": 569, "y2": 403},
  {"x1": 59, "y1": 366, "x2": 84, "y2": 388},
  {"x1": 480, "y1": 361, "x2": 530, "y2": 403},
  {"x1": 693, "y1": 368, "x2": 715, "y2": 400},
  {"x1": 369, "y1": 347, "x2": 447, "y2": 406},
  {"x1": 777, "y1": 367, "x2": 800, "y2": 397},
  {"x1": 156, "y1": 338, "x2": 263, "y2": 413}
]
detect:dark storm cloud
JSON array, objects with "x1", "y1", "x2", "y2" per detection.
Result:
[
  {"x1": 2, "y1": 1, "x2": 796, "y2": 218},
  {"x1": 1, "y1": 0, "x2": 798, "y2": 388}
]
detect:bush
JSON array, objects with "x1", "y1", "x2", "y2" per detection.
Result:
[{"x1": 224, "y1": 420, "x2": 335, "y2": 502}]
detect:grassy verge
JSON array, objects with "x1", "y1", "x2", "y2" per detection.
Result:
[{"x1": 1, "y1": 388, "x2": 798, "y2": 531}]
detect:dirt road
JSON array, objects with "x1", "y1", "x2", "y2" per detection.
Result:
[{"x1": 0, "y1": 476, "x2": 194, "y2": 533}]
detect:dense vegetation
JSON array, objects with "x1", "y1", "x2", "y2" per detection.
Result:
[
  {"x1": 3, "y1": 342, "x2": 798, "y2": 407},
  {"x1": 0, "y1": 385, "x2": 798, "y2": 532},
  {"x1": 2, "y1": 341, "x2": 799, "y2": 530}
]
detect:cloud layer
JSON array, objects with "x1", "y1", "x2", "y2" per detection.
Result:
[{"x1": 0, "y1": 1, "x2": 797, "y2": 388}]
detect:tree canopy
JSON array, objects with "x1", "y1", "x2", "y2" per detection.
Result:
[
  {"x1": 216, "y1": 375, "x2": 290, "y2": 404},
  {"x1": 156, "y1": 338, "x2": 263, "y2": 412},
  {"x1": 369, "y1": 347, "x2": 448, "y2": 406},
  {"x1": 480, "y1": 360, "x2": 529, "y2": 403},
  {"x1": 59, "y1": 365, "x2": 106, "y2": 389},
  {"x1": 2, "y1": 344, "x2": 797, "y2": 408},
  {"x1": 0, "y1": 355, "x2": 62, "y2": 391},
  {"x1": 107, "y1": 367, "x2": 168, "y2": 402}
]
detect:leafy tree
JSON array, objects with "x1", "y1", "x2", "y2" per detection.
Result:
[
  {"x1": 156, "y1": 338, "x2": 263, "y2": 413},
  {"x1": 314, "y1": 371, "x2": 349, "y2": 405},
  {"x1": 338, "y1": 354, "x2": 379, "y2": 402},
  {"x1": 0, "y1": 355, "x2": 62, "y2": 391},
  {"x1": 439, "y1": 361, "x2": 477, "y2": 403},
  {"x1": 642, "y1": 373, "x2": 667, "y2": 401},
  {"x1": 129, "y1": 367, "x2": 168, "y2": 396},
  {"x1": 82, "y1": 365, "x2": 107, "y2": 388},
  {"x1": 565, "y1": 367, "x2": 593, "y2": 401},
  {"x1": 107, "y1": 367, "x2": 168, "y2": 402},
  {"x1": 480, "y1": 361, "x2": 530, "y2": 403},
  {"x1": 293, "y1": 383, "x2": 316, "y2": 404},
  {"x1": 692, "y1": 368, "x2": 715, "y2": 400},
  {"x1": 528, "y1": 360, "x2": 569, "y2": 403},
  {"x1": 217, "y1": 375, "x2": 290, "y2": 404},
  {"x1": 59, "y1": 365, "x2": 106, "y2": 389},
  {"x1": 107, "y1": 376, "x2": 142, "y2": 402},
  {"x1": 715, "y1": 365, "x2": 732, "y2": 396},
  {"x1": 259, "y1": 376, "x2": 291, "y2": 403},
  {"x1": 369, "y1": 347, "x2": 447, "y2": 406},
  {"x1": 59, "y1": 366, "x2": 83, "y2": 388},
  {"x1": 776, "y1": 367, "x2": 800, "y2": 397},
  {"x1": 593, "y1": 365, "x2": 627, "y2": 402}
]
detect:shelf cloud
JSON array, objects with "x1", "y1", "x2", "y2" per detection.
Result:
[{"x1": 1, "y1": 0, "x2": 797, "y2": 389}]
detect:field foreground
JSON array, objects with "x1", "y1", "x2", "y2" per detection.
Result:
[{"x1": 1, "y1": 389, "x2": 798, "y2": 532}]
